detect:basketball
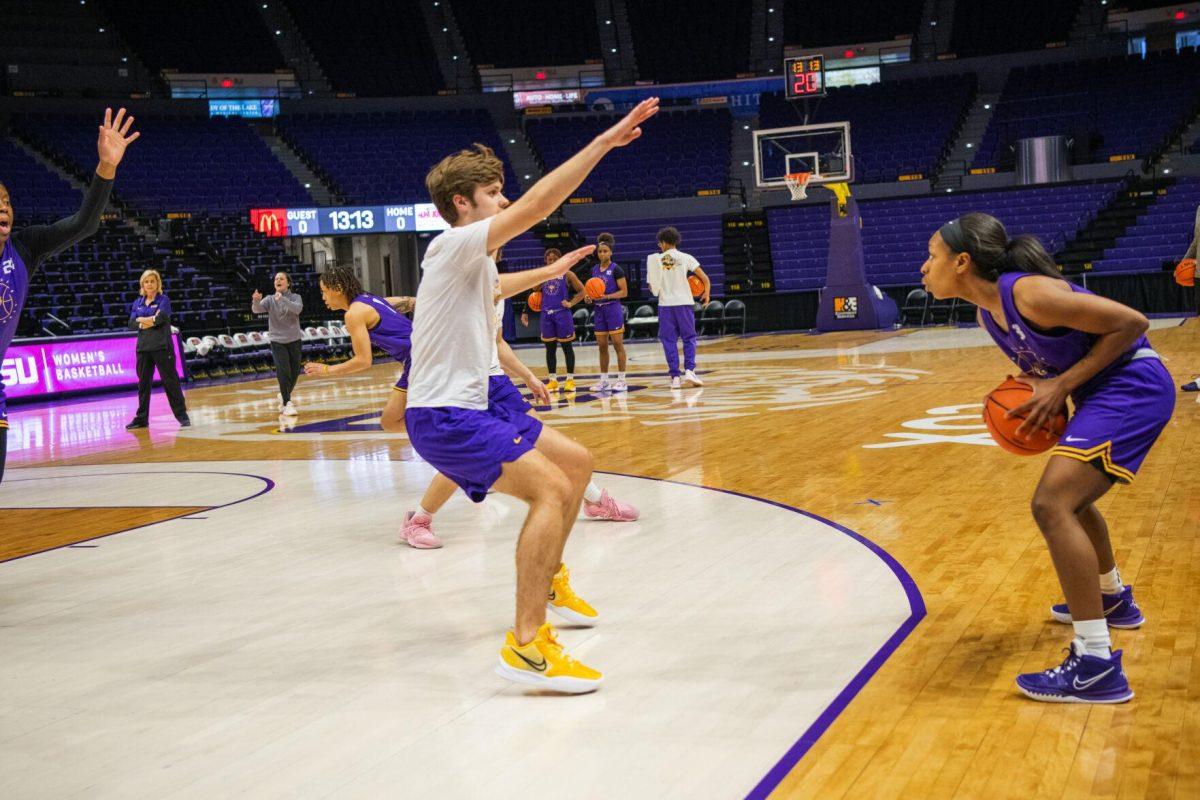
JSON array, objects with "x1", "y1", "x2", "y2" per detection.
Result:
[
  {"x1": 585, "y1": 277, "x2": 606, "y2": 300},
  {"x1": 688, "y1": 275, "x2": 705, "y2": 297},
  {"x1": 527, "y1": 291, "x2": 542, "y2": 312},
  {"x1": 1175, "y1": 258, "x2": 1196, "y2": 287},
  {"x1": 983, "y1": 377, "x2": 1067, "y2": 455}
]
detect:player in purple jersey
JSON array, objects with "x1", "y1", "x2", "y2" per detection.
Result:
[
  {"x1": 303, "y1": 265, "x2": 415, "y2": 435},
  {"x1": 587, "y1": 233, "x2": 630, "y2": 392},
  {"x1": 922, "y1": 212, "x2": 1175, "y2": 704},
  {"x1": 0, "y1": 108, "x2": 139, "y2": 484},
  {"x1": 519, "y1": 248, "x2": 586, "y2": 393}
]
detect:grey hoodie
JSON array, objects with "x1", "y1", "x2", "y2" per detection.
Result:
[{"x1": 252, "y1": 291, "x2": 303, "y2": 343}]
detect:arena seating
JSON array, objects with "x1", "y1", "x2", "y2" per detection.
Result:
[
  {"x1": 625, "y1": 0, "x2": 751, "y2": 83},
  {"x1": 757, "y1": 74, "x2": 976, "y2": 184},
  {"x1": 1091, "y1": 177, "x2": 1200, "y2": 272},
  {"x1": 0, "y1": 138, "x2": 81, "y2": 217},
  {"x1": 525, "y1": 109, "x2": 731, "y2": 201},
  {"x1": 276, "y1": 110, "x2": 520, "y2": 205},
  {"x1": 950, "y1": 0, "x2": 1078, "y2": 58},
  {"x1": 782, "y1": 0, "x2": 924, "y2": 47},
  {"x1": 452, "y1": 0, "x2": 601, "y2": 68},
  {"x1": 768, "y1": 180, "x2": 1120, "y2": 290},
  {"x1": 14, "y1": 114, "x2": 311, "y2": 214},
  {"x1": 976, "y1": 49, "x2": 1200, "y2": 169}
]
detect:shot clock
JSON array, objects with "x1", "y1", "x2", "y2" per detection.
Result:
[{"x1": 784, "y1": 54, "x2": 826, "y2": 100}]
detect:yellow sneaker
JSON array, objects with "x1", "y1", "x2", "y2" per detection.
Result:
[
  {"x1": 563, "y1": 377, "x2": 576, "y2": 393},
  {"x1": 546, "y1": 378, "x2": 560, "y2": 392},
  {"x1": 548, "y1": 562, "x2": 598, "y2": 626},
  {"x1": 496, "y1": 622, "x2": 602, "y2": 693}
]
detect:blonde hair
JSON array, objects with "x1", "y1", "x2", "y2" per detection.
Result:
[
  {"x1": 139, "y1": 269, "x2": 163, "y2": 297},
  {"x1": 425, "y1": 143, "x2": 504, "y2": 224}
]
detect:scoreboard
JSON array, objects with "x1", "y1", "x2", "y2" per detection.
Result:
[
  {"x1": 248, "y1": 203, "x2": 450, "y2": 237},
  {"x1": 784, "y1": 54, "x2": 826, "y2": 99}
]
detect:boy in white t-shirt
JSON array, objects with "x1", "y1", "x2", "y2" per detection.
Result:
[
  {"x1": 646, "y1": 226, "x2": 711, "y2": 389},
  {"x1": 405, "y1": 97, "x2": 659, "y2": 693}
]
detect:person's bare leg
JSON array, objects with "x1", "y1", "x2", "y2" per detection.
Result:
[
  {"x1": 612, "y1": 332, "x2": 627, "y2": 373},
  {"x1": 1076, "y1": 502, "x2": 1117, "y2": 575},
  {"x1": 595, "y1": 332, "x2": 610, "y2": 375},
  {"x1": 492, "y1": 450, "x2": 574, "y2": 644},
  {"x1": 530, "y1": 421, "x2": 593, "y2": 562}
]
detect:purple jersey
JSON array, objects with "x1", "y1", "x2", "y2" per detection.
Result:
[
  {"x1": 353, "y1": 292, "x2": 412, "y2": 363},
  {"x1": 591, "y1": 263, "x2": 625, "y2": 305},
  {"x1": 540, "y1": 276, "x2": 570, "y2": 314},
  {"x1": 979, "y1": 273, "x2": 1151, "y2": 399}
]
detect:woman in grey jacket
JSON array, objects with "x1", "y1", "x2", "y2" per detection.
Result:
[{"x1": 252, "y1": 271, "x2": 304, "y2": 415}]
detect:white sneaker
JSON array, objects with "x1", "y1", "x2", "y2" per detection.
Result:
[
  {"x1": 670, "y1": 376, "x2": 681, "y2": 389},
  {"x1": 684, "y1": 370, "x2": 704, "y2": 387},
  {"x1": 590, "y1": 380, "x2": 611, "y2": 392},
  {"x1": 283, "y1": 400, "x2": 298, "y2": 416},
  {"x1": 612, "y1": 379, "x2": 628, "y2": 392}
]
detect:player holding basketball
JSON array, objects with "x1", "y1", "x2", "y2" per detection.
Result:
[
  {"x1": 587, "y1": 233, "x2": 630, "y2": 392},
  {"x1": 0, "y1": 108, "x2": 138, "y2": 484},
  {"x1": 922, "y1": 212, "x2": 1174, "y2": 704},
  {"x1": 648, "y1": 226, "x2": 710, "y2": 389},
  {"x1": 406, "y1": 97, "x2": 659, "y2": 692},
  {"x1": 519, "y1": 248, "x2": 586, "y2": 392}
]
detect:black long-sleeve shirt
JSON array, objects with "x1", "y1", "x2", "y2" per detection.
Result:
[{"x1": 1, "y1": 175, "x2": 113, "y2": 359}]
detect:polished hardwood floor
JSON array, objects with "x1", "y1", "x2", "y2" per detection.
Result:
[{"x1": 1, "y1": 319, "x2": 1197, "y2": 798}]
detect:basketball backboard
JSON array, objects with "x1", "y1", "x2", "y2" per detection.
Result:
[{"x1": 753, "y1": 122, "x2": 852, "y2": 190}]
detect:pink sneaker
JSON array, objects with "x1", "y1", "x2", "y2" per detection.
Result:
[
  {"x1": 399, "y1": 511, "x2": 443, "y2": 549},
  {"x1": 583, "y1": 489, "x2": 640, "y2": 522}
]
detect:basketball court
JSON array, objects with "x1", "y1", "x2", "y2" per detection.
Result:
[{"x1": 3, "y1": 318, "x2": 1197, "y2": 798}]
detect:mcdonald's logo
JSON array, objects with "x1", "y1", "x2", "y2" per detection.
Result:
[{"x1": 249, "y1": 208, "x2": 288, "y2": 238}]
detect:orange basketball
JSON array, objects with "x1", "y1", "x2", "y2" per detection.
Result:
[
  {"x1": 688, "y1": 275, "x2": 705, "y2": 297},
  {"x1": 983, "y1": 377, "x2": 1067, "y2": 455},
  {"x1": 1175, "y1": 258, "x2": 1196, "y2": 287},
  {"x1": 585, "y1": 277, "x2": 606, "y2": 300},
  {"x1": 527, "y1": 291, "x2": 543, "y2": 312}
]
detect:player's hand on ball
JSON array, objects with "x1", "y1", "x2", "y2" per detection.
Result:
[{"x1": 1009, "y1": 374, "x2": 1068, "y2": 440}]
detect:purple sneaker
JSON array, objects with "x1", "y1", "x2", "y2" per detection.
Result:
[
  {"x1": 1050, "y1": 584, "x2": 1144, "y2": 629},
  {"x1": 1016, "y1": 639, "x2": 1133, "y2": 703}
]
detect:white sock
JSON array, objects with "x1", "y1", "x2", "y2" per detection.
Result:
[
  {"x1": 583, "y1": 481, "x2": 603, "y2": 504},
  {"x1": 600, "y1": 372, "x2": 608, "y2": 383},
  {"x1": 416, "y1": 504, "x2": 434, "y2": 520},
  {"x1": 1073, "y1": 618, "x2": 1112, "y2": 658},
  {"x1": 1099, "y1": 566, "x2": 1122, "y2": 594},
  {"x1": 618, "y1": 372, "x2": 626, "y2": 381},
  {"x1": 566, "y1": 373, "x2": 573, "y2": 381}
]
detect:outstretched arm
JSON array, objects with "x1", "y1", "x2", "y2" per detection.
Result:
[
  {"x1": 486, "y1": 98, "x2": 659, "y2": 252},
  {"x1": 303, "y1": 305, "x2": 376, "y2": 377},
  {"x1": 498, "y1": 245, "x2": 595, "y2": 299},
  {"x1": 386, "y1": 296, "x2": 415, "y2": 314},
  {"x1": 16, "y1": 108, "x2": 138, "y2": 264}
]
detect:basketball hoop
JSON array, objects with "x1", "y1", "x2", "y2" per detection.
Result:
[{"x1": 784, "y1": 171, "x2": 812, "y2": 201}]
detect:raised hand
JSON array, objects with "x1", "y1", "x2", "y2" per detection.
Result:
[
  {"x1": 97, "y1": 107, "x2": 140, "y2": 171},
  {"x1": 547, "y1": 245, "x2": 595, "y2": 277},
  {"x1": 252, "y1": 289, "x2": 263, "y2": 303},
  {"x1": 595, "y1": 97, "x2": 659, "y2": 149}
]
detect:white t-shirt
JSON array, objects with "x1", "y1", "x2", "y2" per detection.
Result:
[
  {"x1": 407, "y1": 218, "x2": 498, "y2": 410},
  {"x1": 647, "y1": 248, "x2": 700, "y2": 306}
]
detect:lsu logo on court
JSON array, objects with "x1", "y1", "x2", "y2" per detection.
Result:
[
  {"x1": 249, "y1": 208, "x2": 287, "y2": 237},
  {"x1": 1, "y1": 355, "x2": 39, "y2": 386}
]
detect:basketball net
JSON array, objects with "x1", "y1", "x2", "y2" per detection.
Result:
[{"x1": 784, "y1": 172, "x2": 811, "y2": 201}]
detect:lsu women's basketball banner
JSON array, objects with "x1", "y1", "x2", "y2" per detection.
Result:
[{"x1": 1, "y1": 332, "x2": 185, "y2": 401}]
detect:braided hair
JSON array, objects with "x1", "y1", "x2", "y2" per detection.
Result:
[{"x1": 319, "y1": 264, "x2": 363, "y2": 300}]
